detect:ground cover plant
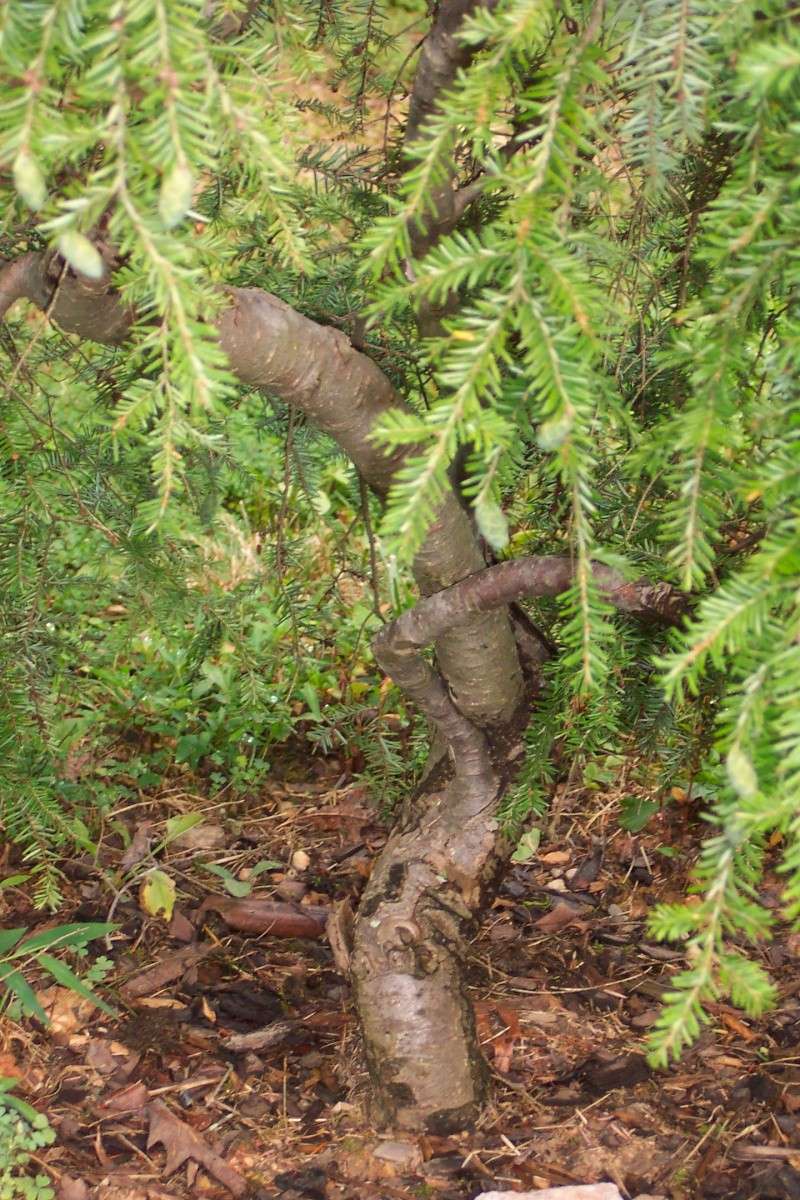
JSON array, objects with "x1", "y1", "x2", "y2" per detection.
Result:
[{"x1": 1, "y1": 0, "x2": 799, "y2": 1159}]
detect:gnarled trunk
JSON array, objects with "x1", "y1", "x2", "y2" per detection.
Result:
[
  {"x1": 0, "y1": 247, "x2": 686, "y2": 1130},
  {"x1": 0, "y1": 249, "x2": 527, "y2": 1129}
]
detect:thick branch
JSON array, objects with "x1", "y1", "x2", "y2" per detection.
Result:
[
  {"x1": 404, "y1": 0, "x2": 499, "y2": 271},
  {"x1": 0, "y1": 251, "x2": 524, "y2": 725},
  {"x1": 374, "y1": 555, "x2": 688, "y2": 770}
]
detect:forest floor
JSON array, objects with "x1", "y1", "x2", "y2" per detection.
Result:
[{"x1": 2, "y1": 754, "x2": 799, "y2": 1200}]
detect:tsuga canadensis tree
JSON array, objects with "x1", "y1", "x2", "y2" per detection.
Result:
[{"x1": 1, "y1": 0, "x2": 799, "y2": 1131}]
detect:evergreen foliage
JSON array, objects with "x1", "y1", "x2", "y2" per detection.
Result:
[{"x1": 1, "y1": 0, "x2": 799, "y2": 1066}]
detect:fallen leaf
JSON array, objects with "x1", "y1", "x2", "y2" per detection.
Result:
[
  {"x1": 37, "y1": 987, "x2": 98, "y2": 1037},
  {"x1": 121, "y1": 822, "x2": 153, "y2": 870},
  {"x1": 172, "y1": 822, "x2": 225, "y2": 852},
  {"x1": 719, "y1": 1010, "x2": 756, "y2": 1042},
  {"x1": 139, "y1": 870, "x2": 176, "y2": 921},
  {"x1": 146, "y1": 1100, "x2": 247, "y2": 1196},
  {"x1": 121, "y1": 944, "x2": 211, "y2": 1001},
  {"x1": 198, "y1": 896, "x2": 328, "y2": 938},
  {"x1": 534, "y1": 901, "x2": 585, "y2": 934},
  {"x1": 326, "y1": 898, "x2": 354, "y2": 975},
  {"x1": 539, "y1": 850, "x2": 572, "y2": 865},
  {"x1": 58, "y1": 1178, "x2": 90, "y2": 1200},
  {"x1": 221, "y1": 1019, "x2": 306, "y2": 1053},
  {"x1": 86, "y1": 1039, "x2": 118, "y2": 1074},
  {"x1": 134, "y1": 997, "x2": 189, "y2": 1011},
  {"x1": 567, "y1": 845, "x2": 604, "y2": 891},
  {"x1": 167, "y1": 909, "x2": 196, "y2": 942},
  {"x1": 98, "y1": 1081, "x2": 150, "y2": 1113}
]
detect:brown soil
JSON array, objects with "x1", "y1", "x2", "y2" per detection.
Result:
[{"x1": 2, "y1": 759, "x2": 797, "y2": 1200}]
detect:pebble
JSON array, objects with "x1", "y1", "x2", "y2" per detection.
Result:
[{"x1": 371, "y1": 1139, "x2": 421, "y2": 1167}]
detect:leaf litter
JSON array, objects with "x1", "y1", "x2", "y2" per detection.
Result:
[{"x1": 2, "y1": 757, "x2": 799, "y2": 1200}]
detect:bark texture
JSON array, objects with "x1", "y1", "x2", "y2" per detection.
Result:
[
  {"x1": 0, "y1": 251, "x2": 523, "y2": 729},
  {"x1": 0, "y1": 0, "x2": 617, "y2": 1136},
  {"x1": 348, "y1": 558, "x2": 685, "y2": 1131},
  {"x1": 0, "y1": 245, "x2": 523, "y2": 1130}
]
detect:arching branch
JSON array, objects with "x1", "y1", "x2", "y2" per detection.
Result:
[
  {"x1": 0, "y1": 247, "x2": 525, "y2": 726},
  {"x1": 375, "y1": 554, "x2": 688, "y2": 781}
]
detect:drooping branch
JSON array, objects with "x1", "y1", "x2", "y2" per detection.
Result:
[{"x1": 375, "y1": 555, "x2": 688, "y2": 776}]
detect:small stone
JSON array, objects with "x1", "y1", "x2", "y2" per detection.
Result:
[
  {"x1": 291, "y1": 848, "x2": 310, "y2": 871},
  {"x1": 371, "y1": 1139, "x2": 422, "y2": 1168},
  {"x1": 548, "y1": 877, "x2": 568, "y2": 892},
  {"x1": 276, "y1": 878, "x2": 308, "y2": 902}
]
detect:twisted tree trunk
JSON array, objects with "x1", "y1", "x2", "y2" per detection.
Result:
[
  {"x1": 0, "y1": 247, "x2": 526, "y2": 1128},
  {"x1": 0, "y1": 0, "x2": 685, "y2": 1130}
]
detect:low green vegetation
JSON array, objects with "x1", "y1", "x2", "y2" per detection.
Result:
[{"x1": 1, "y1": 0, "x2": 799, "y2": 1078}]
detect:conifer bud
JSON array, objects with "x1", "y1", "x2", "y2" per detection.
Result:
[
  {"x1": 13, "y1": 150, "x2": 46, "y2": 211},
  {"x1": 57, "y1": 230, "x2": 105, "y2": 280},
  {"x1": 159, "y1": 162, "x2": 194, "y2": 228},
  {"x1": 475, "y1": 495, "x2": 509, "y2": 551},
  {"x1": 537, "y1": 412, "x2": 574, "y2": 450}
]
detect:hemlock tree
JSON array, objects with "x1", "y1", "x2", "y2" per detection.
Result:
[{"x1": 1, "y1": 0, "x2": 799, "y2": 1132}]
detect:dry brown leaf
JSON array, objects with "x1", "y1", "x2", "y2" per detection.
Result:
[
  {"x1": 172, "y1": 823, "x2": 225, "y2": 852},
  {"x1": 86, "y1": 1039, "x2": 118, "y2": 1074},
  {"x1": 57, "y1": 1177, "x2": 90, "y2": 1200},
  {"x1": 98, "y1": 1081, "x2": 149, "y2": 1114},
  {"x1": 719, "y1": 1010, "x2": 756, "y2": 1042},
  {"x1": 121, "y1": 944, "x2": 211, "y2": 1000},
  {"x1": 134, "y1": 998, "x2": 189, "y2": 1011},
  {"x1": 146, "y1": 1100, "x2": 247, "y2": 1196},
  {"x1": 37, "y1": 987, "x2": 97, "y2": 1037},
  {"x1": 326, "y1": 897, "x2": 354, "y2": 975},
  {"x1": 221, "y1": 1018, "x2": 304, "y2": 1053},
  {"x1": 198, "y1": 896, "x2": 328, "y2": 938},
  {"x1": 167, "y1": 908, "x2": 196, "y2": 942},
  {"x1": 120, "y1": 822, "x2": 153, "y2": 870},
  {"x1": 534, "y1": 901, "x2": 585, "y2": 933}
]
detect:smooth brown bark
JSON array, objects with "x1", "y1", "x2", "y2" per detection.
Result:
[
  {"x1": 0, "y1": 245, "x2": 524, "y2": 1130},
  {"x1": 0, "y1": 251, "x2": 524, "y2": 731},
  {"x1": 0, "y1": 1, "x2": 533, "y2": 1135},
  {"x1": 348, "y1": 559, "x2": 685, "y2": 1131}
]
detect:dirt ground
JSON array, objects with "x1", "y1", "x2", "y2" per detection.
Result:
[{"x1": 2, "y1": 757, "x2": 798, "y2": 1200}]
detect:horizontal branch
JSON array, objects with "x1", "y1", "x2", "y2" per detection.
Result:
[
  {"x1": 0, "y1": 247, "x2": 526, "y2": 726},
  {"x1": 374, "y1": 555, "x2": 688, "y2": 776}
]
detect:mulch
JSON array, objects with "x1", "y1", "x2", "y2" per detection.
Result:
[{"x1": 2, "y1": 758, "x2": 798, "y2": 1200}]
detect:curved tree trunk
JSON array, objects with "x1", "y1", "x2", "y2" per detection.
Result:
[
  {"x1": 0, "y1": 250, "x2": 685, "y2": 1131},
  {"x1": 0, "y1": 0, "x2": 542, "y2": 1132},
  {"x1": 0, "y1": 249, "x2": 526, "y2": 1128},
  {"x1": 0, "y1": 0, "x2": 679, "y2": 1138}
]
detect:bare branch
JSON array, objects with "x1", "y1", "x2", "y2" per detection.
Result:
[
  {"x1": 374, "y1": 555, "x2": 688, "y2": 773},
  {"x1": 0, "y1": 250, "x2": 525, "y2": 726}
]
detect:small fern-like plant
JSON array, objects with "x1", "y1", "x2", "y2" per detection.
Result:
[
  {"x1": 0, "y1": 1080, "x2": 56, "y2": 1200},
  {"x1": 0, "y1": 924, "x2": 115, "y2": 1023}
]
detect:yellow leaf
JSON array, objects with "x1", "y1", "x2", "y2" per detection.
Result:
[{"x1": 139, "y1": 870, "x2": 176, "y2": 921}]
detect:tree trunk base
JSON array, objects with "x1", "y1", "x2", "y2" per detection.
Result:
[{"x1": 350, "y1": 730, "x2": 522, "y2": 1131}]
